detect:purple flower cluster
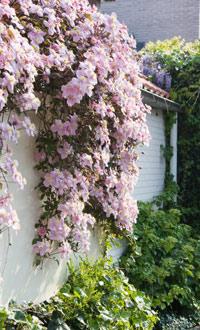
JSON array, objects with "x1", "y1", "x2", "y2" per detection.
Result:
[{"x1": 141, "y1": 55, "x2": 172, "y2": 91}]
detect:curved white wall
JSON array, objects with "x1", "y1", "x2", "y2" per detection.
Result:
[{"x1": 0, "y1": 121, "x2": 104, "y2": 305}]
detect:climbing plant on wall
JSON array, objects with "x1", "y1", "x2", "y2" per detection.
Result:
[
  {"x1": 141, "y1": 37, "x2": 200, "y2": 228},
  {"x1": 0, "y1": 0, "x2": 151, "y2": 265}
]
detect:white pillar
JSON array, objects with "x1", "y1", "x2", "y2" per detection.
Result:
[{"x1": 170, "y1": 112, "x2": 178, "y2": 183}]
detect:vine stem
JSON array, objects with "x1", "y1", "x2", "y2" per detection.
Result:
[
  {"x1": 193, "y1": 87, "x2": 200, "y2": 107},
  {"x1": 1, "y1": 228, "x2": 11, "y2": 277}
]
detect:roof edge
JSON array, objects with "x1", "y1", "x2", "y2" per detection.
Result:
[{"x1": 141, "y1": 89, "x2": 181, "y2": 112}]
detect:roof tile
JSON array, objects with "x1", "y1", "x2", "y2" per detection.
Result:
[{"x1": 139, "y1": 74, "x2": 170, "y2": 99}]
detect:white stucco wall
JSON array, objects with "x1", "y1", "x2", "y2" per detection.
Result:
[{"x1": 0, "y1": 107, "x2": 166, "y2": 305}]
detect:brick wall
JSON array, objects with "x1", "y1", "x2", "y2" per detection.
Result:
[{"x1": 101, "y1": 0, "x2": 199, "y2": 45}]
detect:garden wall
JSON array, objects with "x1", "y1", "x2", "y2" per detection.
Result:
[{"x1": 0, "y1": 107, "x2": 166, "y2": 305}]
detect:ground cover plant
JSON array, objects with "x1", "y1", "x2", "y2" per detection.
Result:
[
  {"x1": 0, "y1": 256, "x2": 158, "y2": 329},
  {"x1": 154, "y1": 312, "x2": 199, "y2": 330}
]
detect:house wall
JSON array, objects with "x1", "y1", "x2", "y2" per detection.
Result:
[
  {"x1": 134, "y1": 108, "x2": 166, "y2": 201},
  {"x1": 101, "y1": 0, "x2": 199, "y2": 45},
  {"x1": 110, "y1": 107, "x2": 166, "y2": 262},
  {"x1": 0, "y1": 107, "x2": 166, "y2": 305}
]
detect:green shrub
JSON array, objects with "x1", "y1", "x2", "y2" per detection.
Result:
[
  {"x1": 50, "y1": 257, "x2": 157, "y2": 329},
  {"x1": 0, "y1": 300, "x2": 46, "y2": 329},
  {"x1": 141, "y1": 38, "x2": 200, "y2": 229},
  {"x1": 119, "y1": 201, "x2": 200, "y2": 312},
  {"x1": 0, "y1": 256, "x2": 157, "y2": 329},
  {"x1": 155, "y1": 312, "x2": 195, "y2": 330}
]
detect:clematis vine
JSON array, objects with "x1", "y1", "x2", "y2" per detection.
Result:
[{"x1": 0, "y1": 0, "x2": 151, "y2": 264}]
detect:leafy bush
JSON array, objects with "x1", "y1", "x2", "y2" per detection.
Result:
[
  {"x1": 0, "y1": 300, "x2": 46, "y2": 330},
  {"x1": 141, "y1": 37, "x2": 200, "y2": 229},
  {"x1": 120, "y1": 201, "x2": 200, "y2": 312},
  {"x1": 0, "y1": 256, "x2": 157, "y2": 329},
  {"x1": 155, "y1": 312, "x2": 195, "y2": 330}
]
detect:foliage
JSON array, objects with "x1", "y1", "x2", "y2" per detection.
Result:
[
  {"x1": 0, "y1": 256, "x2": 158, "y2": 329},
  {"x1": 153, "y1": 180, "x2": 179, "y2": 210},
  {"x1": 141, "y1": 37, "x2": 200, "y2": 228},
  {"x1": 53, "y1": 257, "x2": 157, "y2": 329},
  {"x1": 119, "y1": 199, "x2": 200, "y2": 312},
  {"x1": 0, "y1": 300, "x2": 46, "y2": 330},
  {"x1": 155, "y1": 312, "x2": 196, "y2": 330},
  {"x1": 0, "y1": 0, "x2": 151, "y2": 266},
  {"x1": 160, "y1": 110, "x2": 178, "y2": 200},
  {"x1": 142, "y1": 36, "x2": 200, "y2": 56}
]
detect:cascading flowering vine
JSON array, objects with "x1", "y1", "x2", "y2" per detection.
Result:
[{"x1": 0, "y1": 0, "x2": 151, "y2": 263}]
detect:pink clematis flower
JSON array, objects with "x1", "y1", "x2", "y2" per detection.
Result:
[
  {"x1": 33, "y1": 241, "x2": 49, "y2": 256},
  {"x1": 59, "y1": 242, "x2": 71, "y2": 258},
  {"x1": 22, "y1": 117, "x2": 36, "y2": 137},
  {"x1": 61, "y1": 78, "x2": 84, "y2": 106},
  {"x1": 37, "y1": 227, "x2": 47, "y2": 237},
  {"x1": 57, "y1": 141, "x2": 72, "y2": 159}
]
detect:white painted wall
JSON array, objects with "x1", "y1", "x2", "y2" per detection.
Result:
[
  {"x1": 0, "y1": 122, "x2": 104, "y2": 306},
  {"x1": 109, "y1": 107, "x2": 166, "y2": 262},
  {"x1": 134, "y1": 108, "x2": 166, "y2": 201},
  {"x1": 0, "y1": 107, "x2": 166, "y2": 305}
]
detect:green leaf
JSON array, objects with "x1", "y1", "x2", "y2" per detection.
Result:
[
  {"x1": 60, "y1": 284, "x2": 71, "y2": 294},
  {"x1": 32, "y1": 238, "x2": 39, "y2": 245},
  {"x1": 103, "y1": 275, "x2": 111, "y2": 282},
  {"x1": 119, "y1": 310, "x2": 131, "y2": 322},
  {"x1": 0, "y1": 310, "x2": 8, "y2": 320},
  {"x1": 73, "y1": 288, "x2": 86, "y2": 299},
  {"x1": 35, "y1": 258, "x2": 41, "y2": 267},
  {"x1": 100, "y1": 311, "x2": 113, "y2": 321},
  {"x1": 14, "y1": 310, "x2": 27, "y2": 322},
  {"x1": 76, "y1": 314, "x2": 86, "y2": 325},
  {"x1": 47, "y1": 324, "x2": 64, "y2": 330}
]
